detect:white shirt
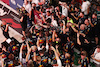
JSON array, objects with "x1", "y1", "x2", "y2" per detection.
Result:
[
  {"x1": 51, "y1": 20, "x2": 58, "y2": 27},
  {"x1": 57, "y1": 59, "x2": 62, "y2": 67},
  {"x1": 94, "y1": 48, "x2": 98, "y2": 55},
  {"x1": 19, "y1": 53, "x2": 30, "y2": 64},
  {"x1": 93, "y1": 53, "x2": 100, "y2": 64},
  {"x1": 19, "y1": 53, "x2": 26, "y2": 64},
  {"x1": 53, "y1": 59, "x2": 62, "y2": 67},
  {"x1": 62, "y1": 6, "x2": 69, "y2": 17},
  {"x1": 23, "y1": 3, "x2": 31, "y2": 13},
  {"x1": 81, "y1": 1, "x2": 90, "y2": 15},
  {"x1": 32, "y1": 0, "x2": 39, "y2": 7},
  {"x1": 32, "y1": 0, "x2": 44, "y2": 7}
]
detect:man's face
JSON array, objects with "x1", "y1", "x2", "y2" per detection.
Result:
[
  {"x1": 32, "y1": 3, "x2": 36, "y2": 7},
  {"x1": 92, "y1": 14, "x2": 97, "y2": 19},
  {"x1": 62, "y1": 2, "x2": 67, "y2": 6},
  {"x1": 46, "y1": 11, "x2": 50, "y2": 16},
  {"x1": 65, "y1": 53, "x2": 70, "y2": 58},
  {"x1": 55, "y1": 6, "x2": 59, "y2": 11},
  {"x1": 67, "y1": 17, "x2": 70, "y2": 20},
  {"x1": 97, "y1": 48, "x2": 100, "y2": 53},
  {"x1": 80, "y1": 24, "x2": 85, "y2": 30},
  {"x1": 84, "y1": 19, "x2": 89, "y2": 25},
  {"x1": 75, "y1": 7, "x2": 78, "y2": 12},
  {"x1": 81, "y1": 55, "x2": 85, "y2": 60},
  {"x1": 79, "y1": 13, "x2": 84, "y2": 18}
]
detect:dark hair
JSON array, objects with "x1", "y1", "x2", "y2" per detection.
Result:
[
  {"x1": 46, "y1": 18, "x2": 51, "y2": 23},
  {"x1": 97, "y1": 45, "x2": 100, "y2": 48},
  {"x1": 80, "y1": 12, "x2": 84, "y2": 15},
  {"x1": 93, "y1": 13, "x2": 97, "y2": 16},
  {"x1": 47, "y1": 11, "x2": 50, "y2": 13},
  {"x1": 81, "y1": 51, "x2": 87, "y2": 56},
  {"x1": 60, "y1": 0, "x2": 68, "y2": 3}
]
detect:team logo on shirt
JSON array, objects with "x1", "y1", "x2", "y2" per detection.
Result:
[
  {"x1": 12, "y1": 46, "x2": 18, "y2": 51},
  {"x1": 2, "y1": 54, "x2": 6, "y2": 59},
  {"x1": 23, "y1": 45, "x2": 27, "y2": 50},
  {"x1": 42, "y1": 59, "x2": 48, "y2": 63},
  {"x1": 48, "y1": 36, "x2": 52, "y2": 43},
  {"x1": 53, "y1": 57, "x2": 56, "y2": 60},
  {"x1": 8, "y1": 63, "x2": 13, "y2": 67},
  {"x1": 8, "y1": 61, "x2": 13, "y2": 67},
  {"x1": 39, "y1": 39, "x2": 44, "y2": 44},
  {"x1": 36, "y1": 33, "x2": 39, "y2": 36},
  {"x1": 65, "y1": 45, "x2": 68, "y2": 52},
  {"x1": 65, "y1": 59, "x2": 70, "y2": 63}
]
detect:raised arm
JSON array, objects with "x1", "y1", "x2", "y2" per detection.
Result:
[
  {"x1": 20, "y1": 43, "x2": 24, "y2": 53},
  {"x1": 26, "y1": 41, "x2": 30, "y2": 51},
  {"x1": 51, "y1": 46, "x2": 59, "y2": 60},
  {"x1": 33, "y1": 51, "x2": 36, "y2": 61},
  {"x1": 26, "y1": 48, "x2": 31, "y2": 62},
  {"x1": 71, "y1": 13, "x2": 79, "y2": 20},
  {"x1": 79, "y1": 33, "x2": 89, "y2": 44},
  {"x1": 55, "y1": 9, "x2": 61, "y2": 20},
  {"x1": 70, "y1": 24, "x2": 78, "y2": 33},
  {"x1": 56, "y1": 45, "x2": 61, "y2": 57},
  {"x1": 62, "y1": 20, "x2": 66, "y2": 34},
  {"x1": 31, "y1": 46, "x2": 37, "y2": 61},
  {"x1": 37, "y1": 37, "x2": 42, "y2": 51},
  {"x1": 38, "y1": 23, "x2": 48, "y2": 28},
  {"x1": 51, "y1": 46, "x2": 62, "y2": 67},
  {"x1": 77, "y1": 33, "x2": 81, "y2": 45},
  {"x1": 52, "y1": 30, "x2": 56, "y2": 42},
  {"x1": 19, "y1": 43, "x2": 24, "y2": 63},
  {"x1": 0, "y1": 56, "x2": 4, "y2": 67},
  {"x1": 88, "y1": 18, "x2": 94, "y2": 27},
  {"x1": 46, "y1": 37, "x2": 49, "y2": 52}
]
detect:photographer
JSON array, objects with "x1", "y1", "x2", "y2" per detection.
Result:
[
  {"x1": 19, "y1": 7, "x2": 28, "y2": 39},
  {"x1": 1, "y1": 20, "x2": 10, "y2": 41}
]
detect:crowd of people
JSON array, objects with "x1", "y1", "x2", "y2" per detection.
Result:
[{"x1": 0, "y1": 0, "x2": 100, "y2": 67}]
